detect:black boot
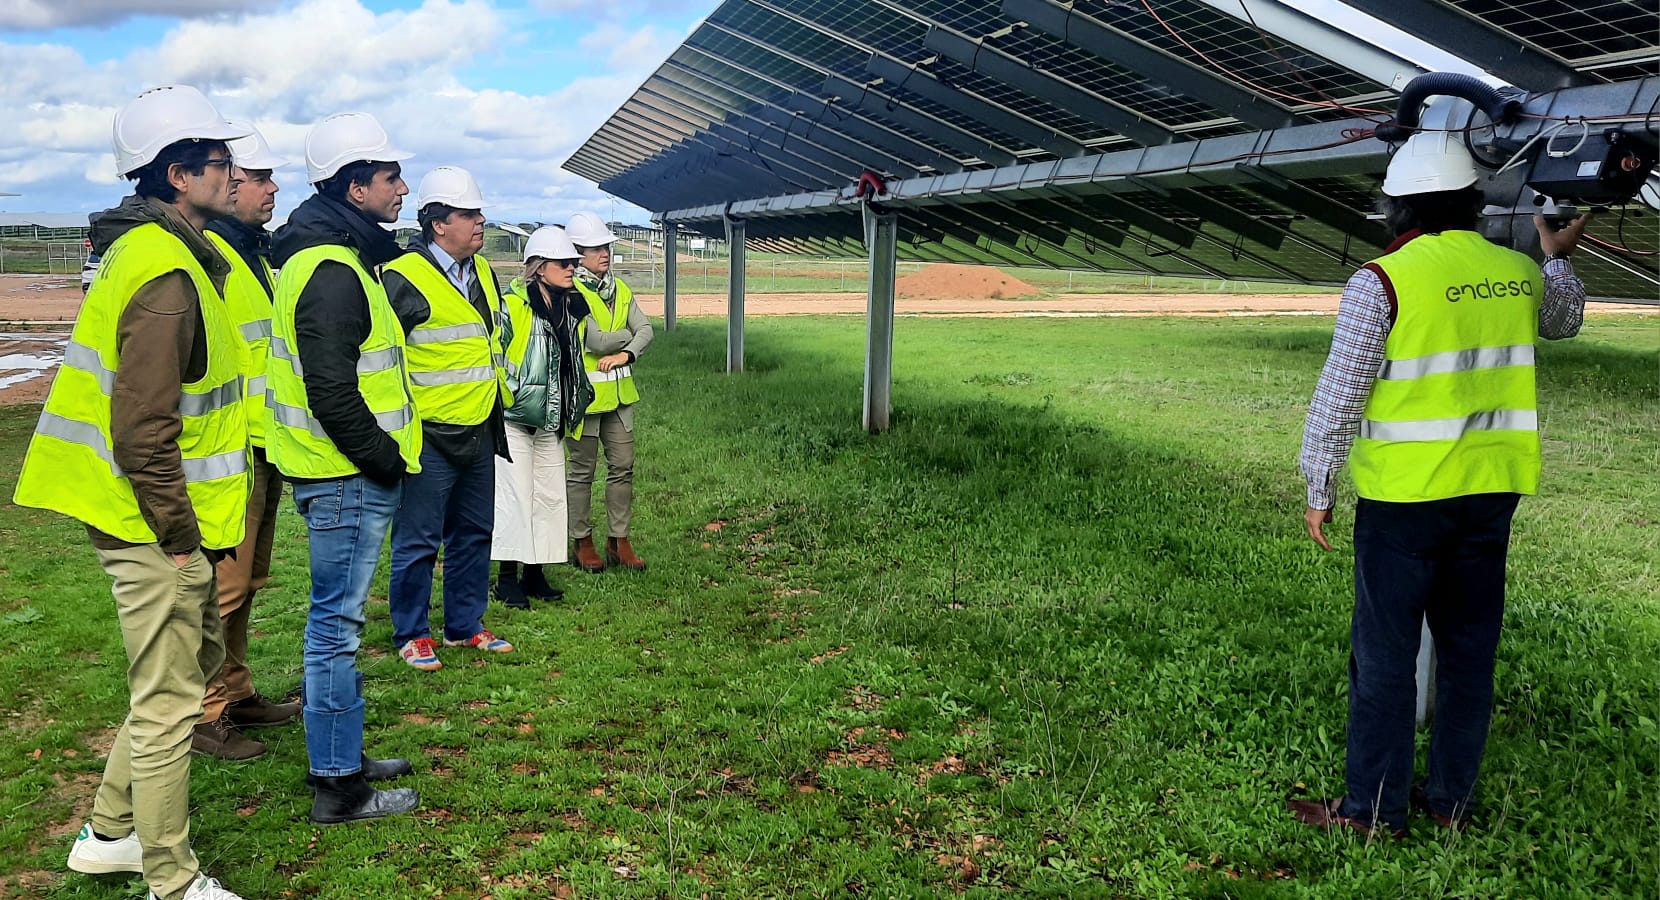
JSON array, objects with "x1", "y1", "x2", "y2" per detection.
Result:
[
  {"x1": 493, "y1": 578, "x2": 530, "y2": 609},
  {"x1": 520, "y1": 564, "x2": 563, "y2": 601},
  {"x1": 310, "y1": 772, "x2": 419, "y2": 825},
  {"x1": 362, "y1": 754, "x2": 414, "y2": 781},
  {"x1": 307, "y1": 754, "x2": 413, "y2": 789},
  {"x1": 494, "y1": 561, "x2": 530, "y2": 608}
]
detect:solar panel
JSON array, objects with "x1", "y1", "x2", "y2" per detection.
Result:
[{"x1": 561, "y1": 0, "x2": 1658, "y2": 301}]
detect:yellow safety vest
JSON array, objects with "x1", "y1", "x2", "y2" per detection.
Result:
[
  {"x1": 383, "y1": 251, "x2": 510, "y2": 425},
  {"x1": 572, "y1": 277, "x2": 640, "y2": 414},
  {"x1": 500, "y1": 278, "x2": 585, "y2": 439},
  {"x1": 14, "y1": 222, "x2": 250, "y2": 548},
  {"x1": 1350, "y1": 230, "x2": 1544, "y2": 502},
  {"x1": 266, "y1": 245, "x2": 422, "y2": 479},
  {"x1": 205, "y1": 229, "x2": 275, "y2": 447}
]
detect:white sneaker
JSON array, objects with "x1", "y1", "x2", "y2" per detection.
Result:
[
  {"x1": 151, "y1": 874, "x2": 247, "y2": 900},
  {"x1": 66, "y1": 823, "x2": 142, "y2": 874}
]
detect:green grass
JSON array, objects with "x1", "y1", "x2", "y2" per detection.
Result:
[{"x1": 1, "y1": 314, "x2": 1655, "y2": 898}]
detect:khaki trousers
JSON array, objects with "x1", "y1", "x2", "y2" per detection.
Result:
[
  {"x1": 203, "y1": 450, "x2": 283, "y2": 722},
  {"x1": 565, "y1": 408, "x2": 634, "y2": 539},
  {"x1": 90, "y1": 543, "x2": 225, "y2": 900}
]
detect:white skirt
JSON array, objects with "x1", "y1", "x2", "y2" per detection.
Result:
[{"x1": 492, "y1": 424, "x2": 568, "y2": 564}]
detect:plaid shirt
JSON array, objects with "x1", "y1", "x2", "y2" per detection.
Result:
[{"x1": 1299, "y1": 254, "x2": 1586, "y2": 509}]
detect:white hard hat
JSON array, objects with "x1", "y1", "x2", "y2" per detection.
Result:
[
  {"x1": 112, "y1": 85, "x2": 249, "y2": 177},
  {"x1": 523, "y1": 225, "x2": 578, "y2": 263},
  {"x1": 566, "y1": 210, "x2": 617, "y2": 247},
  {"x1": 1381, "y1": 131, "x2": 1478, "y2": 197},
  {"x1": 225, "y1": 121, "x2": 285, "y2": 171},
  {"x1": 304, "y1": 112, "x2": 413, "y2": 184},
  {"x1": 416, "y1": 166, "x2": 487, "y2": 210}
]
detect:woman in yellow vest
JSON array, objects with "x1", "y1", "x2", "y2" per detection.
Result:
[
  {"x1": 14, "y1": 85, "x2": 253, "y2": 900},
  {"x1": 565, "y1": 211, "x2": 654, "y2": 571},
  {"x1": 1290, "y1": 132, "x2": 1590, "y2": 838},
  {"x1": 491, "y1": 226, "x2": 595, "y2": 607}
]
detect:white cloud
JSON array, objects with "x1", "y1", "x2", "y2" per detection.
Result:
[
  {"x1": 0, "y1": 0, "x2": 264, "y2": 30},
  {"x1": 0, "y1": 0, "x2": 680, "y2": 223}
]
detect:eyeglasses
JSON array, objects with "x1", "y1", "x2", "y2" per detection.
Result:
[
  {"x1": 200, "y1": 158, "x2": 235, "y2": 171},
  {"x1": 552, "y1": 259, "x2": 578, "y2": 269}
]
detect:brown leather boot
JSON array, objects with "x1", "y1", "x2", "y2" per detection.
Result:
[
  {"x1": 191, "y1": 714, "x2": 266, "y2": 760},
  {"x1": 571, "y1": 536, "x2": 605, "y2": 573},
  {"x1": 606, "y1": 536, "x2": 647, "y2": 571}
]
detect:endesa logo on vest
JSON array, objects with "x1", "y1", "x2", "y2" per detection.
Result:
[{"x1": 1445, "y1": 277, "x2": 1535, "y2": 303}]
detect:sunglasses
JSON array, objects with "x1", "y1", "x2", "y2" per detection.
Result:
[{"x1": 550, "y1": 259, "x2": 578, "y2": 269}]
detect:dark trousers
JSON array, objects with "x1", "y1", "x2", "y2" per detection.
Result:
[
  {"x1": 1339, "y1": 492, "x2": 1520, "y2": 831},
  {"x1": 389, "y1": 439, "x2": 495, "y2": 647}
]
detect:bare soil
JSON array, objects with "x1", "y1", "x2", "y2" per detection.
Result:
[{"x1": 896, "y1": 263, "x2": 1038, "y2": 300}]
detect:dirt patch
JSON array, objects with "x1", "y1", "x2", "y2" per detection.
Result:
[
  {"x1": 895, "y1": 264, "x2": 1037, "y2": 301},
  {"x1": 45, "y1": 771, "x2": 102, "y2": 839},
  {"x1": 0, "y1": 274, "x2": 81, "y2": 323}
]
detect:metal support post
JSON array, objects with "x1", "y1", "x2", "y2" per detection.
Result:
[
  {"x1": 725, "y1": 216, "x2": 745, "y2": 373},
  {"x1": 663, "y1": 221, "x2": 679, "y2": 331},
  {"x1": 863, "y1": 205, "x2": 898, "y2": 434}
]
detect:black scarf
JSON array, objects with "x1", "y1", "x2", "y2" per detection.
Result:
[{"x1": 271, "y1": 193, "x2": 404, "y2": 270}]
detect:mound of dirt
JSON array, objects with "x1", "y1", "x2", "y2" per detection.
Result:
[{"x1": 896, "y1": 264, "x2": 1037, "y2": 301}]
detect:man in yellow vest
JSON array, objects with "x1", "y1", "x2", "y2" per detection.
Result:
[
  {"x1": 14, "y1": 85, "x2": 252, "y2": 900},
  {"x1": 267, "y1": 112, "x2": 421, "y2": 824},
  {"x1": 383, "y1": 166, "x2": 514, "y2": 671},
  {"x1": 1290, "y1": 132, "x2": 1589, "y2": 838},
  {"x1": 566, "y1": 210, "x2": 653, "y2": 572},
  {"x1": 193, "y1": 122, "x2": 300, "y2": 761}
]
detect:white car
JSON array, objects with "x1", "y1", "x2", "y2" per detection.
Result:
[{"x1": 80, "y1": 253, "x2": 100, "y2": 293}]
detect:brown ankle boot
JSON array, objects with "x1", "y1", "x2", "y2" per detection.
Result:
[
  {"x1": 606, "y1": 536, "x2": 647, "y2": 571},
  {"x1": 571, "y1": 536, "x2": 605, "y2": 573}
]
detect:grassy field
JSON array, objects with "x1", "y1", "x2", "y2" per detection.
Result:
[{"x1": 0, "y1": 314, "x2": 1654, "y2": 898}]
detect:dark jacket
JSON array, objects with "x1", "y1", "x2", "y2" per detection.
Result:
[
  {"x1": 380, "y1": 238, "x2": 509, "y2": 464},
  {"x1": 205, "y1": 215, "x2": 274, "y2": 296},
  {"x1": 270, "y1": 193, "x2": 408, "y2": 485},
  {"x1": 85, "y1": 195, "x2": 230, "y2": 553}
]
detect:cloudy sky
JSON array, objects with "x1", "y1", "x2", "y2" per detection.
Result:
[{"x1": 0, "y1": 0, "x2": 715, "y2": 225}]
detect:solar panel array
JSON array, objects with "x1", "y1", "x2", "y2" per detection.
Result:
[{"x1": 565, "y1": 0, "x2": 1659, "y2": 301}]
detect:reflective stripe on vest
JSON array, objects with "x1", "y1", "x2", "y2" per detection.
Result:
[
  {"x1": 1359, "y1": 408, "x2": 1538, "y2": 442},
  {"x1": 384, "y1": 251, "x2": 510, "y2": 425},
  {"x1": 265, "y1": 243, "x2": 422, "y2": 479},
  {"x1": 1349, "y1": 231, "x2": 1544, "y2": 502},
  {"x1": 1377, "y1": 344, "x2": 1535, "y2": 381},
  {"x1": 206, "y1": 229, "x2": 276, "y2": 447},
  {"x1": 586, "y1": 365, "x2": 633, "y2": 383},
  {"x1": 573, "y1": 278, "x2": 640, "y2": 414},
  {"x1": 14, "y1": 222, "x2": 250, "y2": 547}
]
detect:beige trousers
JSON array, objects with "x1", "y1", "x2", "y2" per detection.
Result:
[
  {"x1": 203, "y1": 450, "x2": 282, "y2": 721},
  {"x1": 565, "y1": 409, "x2": 635, "y2": 540},
  {"x1": 90, "y1": 543, "x2": 225, "y2": 900}
]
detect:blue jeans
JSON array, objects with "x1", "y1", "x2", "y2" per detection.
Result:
[
  {"x1": 389, "y1": 438, "x2": 495, "y2": 647},
  {"x1": 1340, "y1": 492, "x2": 1519, "y2": 832},
  {"x1": 293, "y1": 475, "x2": 402, "y2": 777}
]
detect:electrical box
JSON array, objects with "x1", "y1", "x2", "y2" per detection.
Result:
[{"x1": 1525, "y1": 128, "x2": 1658, "y2": 207}]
